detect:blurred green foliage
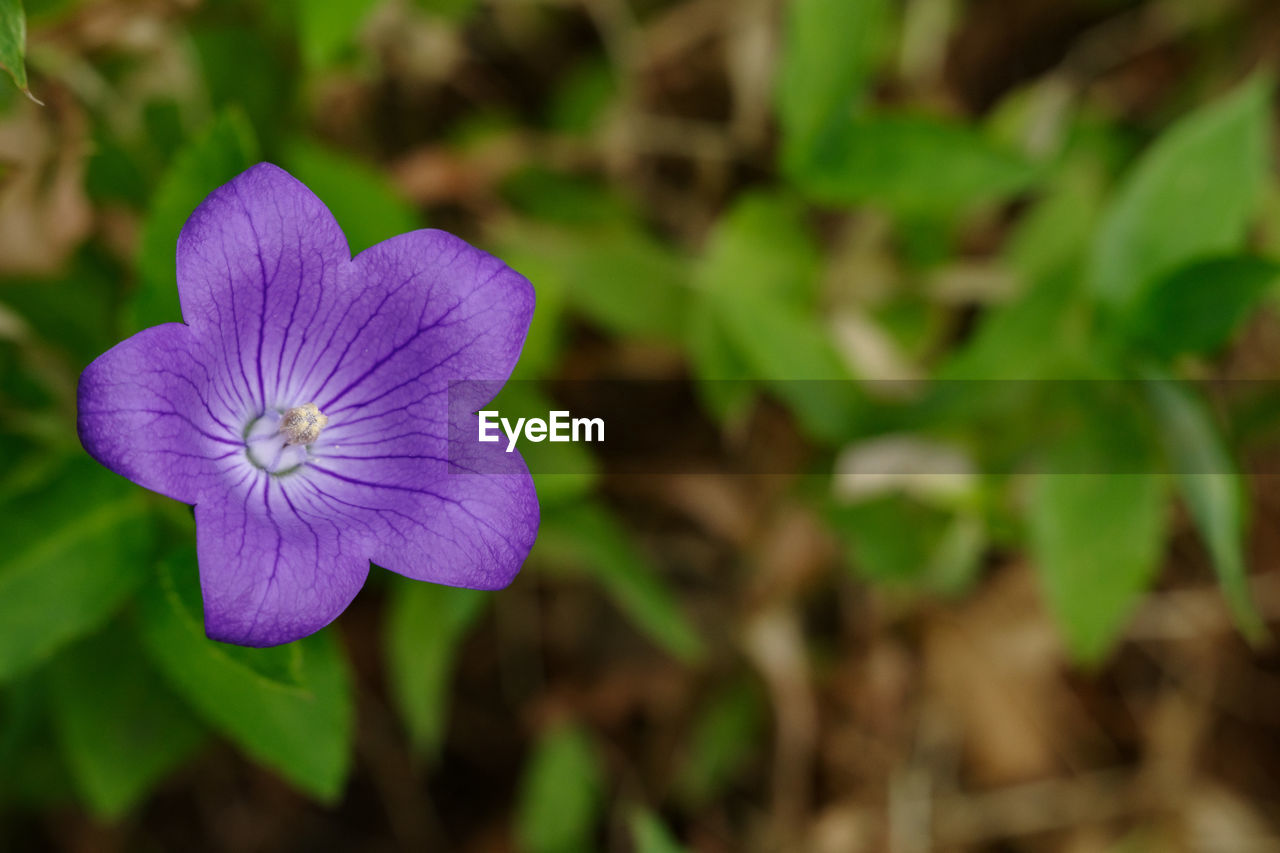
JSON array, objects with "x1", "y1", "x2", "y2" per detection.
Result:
[
  {"x1": 0, "y1": 0, "x2": 29, "y2": 98},
  {"x1": 0, "y1": 0, "x2": 1278, "y2": 846}
]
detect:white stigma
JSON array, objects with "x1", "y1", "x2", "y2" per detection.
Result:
[{"x1": 280, "y1": 403, "x2": 328, "y2": 446}]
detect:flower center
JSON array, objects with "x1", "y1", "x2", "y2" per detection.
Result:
[{"x1": 243, "y1": 403, "x2": 328, "y2": 475}]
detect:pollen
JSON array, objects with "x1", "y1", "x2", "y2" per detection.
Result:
[{"x1": 280, "y1": 403, "x2": 328, "y2": 446}]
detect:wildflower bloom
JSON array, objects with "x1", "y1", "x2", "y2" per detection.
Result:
[{"x1": 77, "y1": 163, "x2": 538, "y2": 647}]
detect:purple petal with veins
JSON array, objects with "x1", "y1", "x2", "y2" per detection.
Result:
[{"x1": 77, "y1": 163, "x2": 538, "y2": 647}]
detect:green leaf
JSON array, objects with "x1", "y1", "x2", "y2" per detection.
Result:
[
  {"x1": 940, "y1": 264, "x2": 1086, "y2": 380},
  {"x1": 777, "y1": 0, "x2": 892, "y2": 165},
  {"x1": 0, "y1": 252, "x2": 127, "y2": 367},
  {"x1": 630, "y1": 809, "x2": 689, "y2": 853},
  {"x1": 1030, "y1": 467, "x2": 1168, "y2": 664},
  {"x1": 384, "y1": 578, "x2": 486, "y2": 757},
  {"x1": 501, "y1": 169, "x2": 634, "y2": 226},
  {"x1": 48, "y1": 621, "x2": 206, "y2": 819},
  {"x1": 792, "y1": 115, "x2": 1039, "y2": 216},
  {"x1": 676, "y1": 680, "x2": 764, "y2": 805},
  {"x1": 491, "y1": 212, "x2": 686, "y2": 345},
  {"x1": 1004, "y1": 161, "x2": 1106, "y2": 285},
  {"x1": 0, "y1": 0, "x2": 32, "y2": 98},
  {"x1": 695, "y1": 193, "x2": 858, "y2": 440},
  {"x1": 562, "y1": 228, "x2": 689, "y2": 341},
  {"x1": 715, "y1": 291, "x2": 859, "y2": 441},
  {"x1": 1125, "y1": 256, "x2": 1280, "y2": 359},
  {"x1": 132, "y1": 109, "x2": 259, "y2": 333},
  {"x1": 298, "y1": 0, "x2": 380, "y2": 69},
  {"x1": 686, "y1": 295, "x2": 756, "y2": 423},
  {"x1": 193, "y1": 26, "x2": 295, "y2": 148},
  {"x1": 1089, "y1": 75, "x2": 1272, "y2": 310},
  {"x1": 516, "y1": 724, "x2": 605, "y2": 853},
  {"x1": 137, "y1": 547, "x2": 354, "y2": 801},
  {"x1": 833, "y1": 493, "x2": 953, "y2": 584},
  {"x1": 1144, "y1": 374, "x2": 1265, "y2": 642},
  {"x1": 697, "y1": 193, "x2": 821, "y2": 306},
  {"x1": 0, "y1": 459, "x2": 154, "y2": 684},
  {"x1": 0, "y1": 676, "x2": 76, "y2": 807},
  {"x1": 536, "y1": 503, "x2": 705, "y2": 664},
  {"x1": 283, "y1": 140, "x2": 421, "y2": 255}
]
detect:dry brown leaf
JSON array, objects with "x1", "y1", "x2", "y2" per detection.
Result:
[{"x1": 0, "y1": 96, "x2": 92, "y2": 274}]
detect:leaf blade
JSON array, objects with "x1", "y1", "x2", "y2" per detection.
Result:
[
  {"x1": 1090, "y1": 75, "x2": 1272, "y2": 310},
  {"x1": 384, "y1": 578, "x2": 487, "y2": 757},
  {"x1": 516, "y1": 724, "x2": 605, "y2": 853},
  {"x1": 137, "y1": 547, "x2": 354, "y2": 801},
  {"x1": 0, "y1": 0, "x2": 31, "y2": 97},
  {"x1": 1144, "y1": 374, "x2": 1266, "y2": 641},
  {"x1": 536, "y1": 503, "x2": 706, "y2": 664},
  {"x1": 48, "y1": 621, "x2": 206, "y2": 820},
  {"x1": 0, "y1": 460, "x2": 154, "y2": 684}
]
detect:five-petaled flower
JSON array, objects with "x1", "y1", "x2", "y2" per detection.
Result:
[{"x1": 77, "y1": 163, "x2": 539, "y2": 647}]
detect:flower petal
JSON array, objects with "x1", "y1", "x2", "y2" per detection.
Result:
[
  {"x1": 175, "y1": 162, "x2": 352, "y2": 415},
  {"x1": 196, "y1": 477, "x2": 371, "y2": 647},
  {"x1": 78, "y1": 323, "x2": 239, "y2": 504},
  {"x1": 304, "y1": 457, "x2": 540, "y2": 590},
  {"x1": 289, "y1": 229, "x2": 538, "y2": 589},
  {"x1": 307, "y1": 229, "x2": 534, "y2": 445}
]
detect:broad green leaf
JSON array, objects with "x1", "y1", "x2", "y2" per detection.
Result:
[
  {"x1": 48, "y1": 621, "x2": 206, "y2": 819},
  {"x1": 384, "y1": 578, "x2": 486, "y2": 757},
  {"x1": 695, "y1": 194, "x2": 858, "y2": 440},
  {"x1": 0, "y1": 253, "x2": 125, "y2": 367},
  {"x1": 833, "y1": 493, "x2": 952, "y2": 584},
  {"x1": 715, "y1": 291, "x2": 859, "y2": 441},
  {"x1": 686, "y1": 295, "x2": 756, "y2": 423},
  {"x1": 676, "y1": 680, "x2": 764, "y2": 805},
  {"x1": 283, "y1": 140, "x2": 421, "y2": 255},
  {"x1": 219, "y1": 638, "x2": 307, "y2": 689},
  {"x1": 562, "y1": 228, "x2": 689, "y2": 341},
  {"x1": 1144, "y1": 375, "x2": 1265, "y2": 642},
  {"x1": 0, "y1": 0, "x2": 31, "y2": 98},
  {"x1": 298, "y1": 0, "x2": 380, "y2": 69},
  {"x1": 687, "y1": 192, "x2": 816, "y2": 404},
  {"x1": 1125, "y1": 256, "x2": 1280, "y2": 359},
  {"x1": 0, "y1": 676, "x2": 75, "y2": 807},
  {"x1": 193, "y1": 26, "x2": 295, "y2": 148},
  {"x1": 1089, "y1": 75, "x2": 1272, "y2": 310},
  {"x1": 777, "y1": 0, "x2": 892, "y2": 166},
  {"x1": 1030, "y1": 467, "x2": 1168, "y2": 664},
  {"x1": 501, "y1": 168, "x2": 634, "y2": 226},
  {"x1": 0, "y1": 459, "x2": 154, "y2": 684},
  {"x1": 630, "y1": 809, "x2": 689, "y2": 853},
  {"x1": 793, "y1": 115, "x2": 1039, "y2": 216},
  {"x1": 516, "y1": 724, "x2": 605, "y2": 853},
  {"x1": 940, "y1": 264, "x2": 1086, "y2": 380},
  {"x1": 697, "y1": 193, "x2": 821, "y2": 306},
  {"x1": 536, "y1": 503, "x2": 705, "y2": 664},
  {"x1": 132, "y1": 109, "x2": 259, "y2": 333},
  {"x1": 137, "y1": 548, "x2": 354, "y2": 801},
  {"x1": 492, "y1": 215, "x2": 686, "y2": 344},
  {"x1": 1004, "y1": 161, "x2": 1106, "y2": 285}
]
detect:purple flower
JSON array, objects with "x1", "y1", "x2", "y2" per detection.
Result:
[{"x1": 77, "y1": 163, "x2": 539, "y2": 647}]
